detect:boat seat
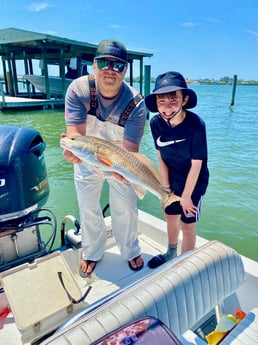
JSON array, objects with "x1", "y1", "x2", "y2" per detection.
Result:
[
  {"x1": 40, "y1": 241, "x2": 245, "y2": 345},
  {"x1": 220, "y1": 307, "x2": 258, "y2": 344}
]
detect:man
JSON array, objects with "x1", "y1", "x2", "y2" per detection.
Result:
[{"x1": 63, "y1": 39, "x2": 146, "y2": 275}]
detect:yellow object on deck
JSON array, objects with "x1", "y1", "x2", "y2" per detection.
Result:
[{"x1": 206, "y1": 308, "x2": 246, "y2": 345}]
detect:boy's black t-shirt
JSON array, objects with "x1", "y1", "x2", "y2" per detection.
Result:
[{"x1": 150, "y1": 110, "x2": 209, "y2": 196}]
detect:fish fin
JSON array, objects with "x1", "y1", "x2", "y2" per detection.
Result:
[
  {"x1": 133, "y1": 185, "x2": 146, "y2": 199},
  {"x1": 97, "y1": 154, "x2": 113, "y2": 167},
  {"x1": 162, "y1": 193, "x2": 181, "y2": 208},
  {"x1": 131, "y1": 152, "x2": 162, "y2": 183}
]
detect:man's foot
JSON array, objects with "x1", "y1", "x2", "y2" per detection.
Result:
[
  {"x1": 79, "y1": 260, "x2": 97, "y2": 277},
  {"x1": 128, "y1": 255, "x2": 144, "y2": 271}
]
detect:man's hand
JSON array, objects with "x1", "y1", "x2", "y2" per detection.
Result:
[
  {"x1": 61, "y1": 133, "x2": 82, "y2": 164},
  {"x1": 63, "y1": 149, "x2": 82, "y2": 164}
]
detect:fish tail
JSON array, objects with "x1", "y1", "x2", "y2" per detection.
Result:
[{"x1": 162, "y1": 193, "x2": 181, "y2": 209}]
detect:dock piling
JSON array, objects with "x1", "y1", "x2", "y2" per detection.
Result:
[
  {"x1": 144, "y1": 65, "x2": 151, "y2": 119},
  {"x1": 230, "y1": 74, "x2": 237, "y2": 108}
]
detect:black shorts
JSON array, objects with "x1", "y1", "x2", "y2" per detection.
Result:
[{"x1": 165, "y1": 192, "x2": 204, "y2": 224}]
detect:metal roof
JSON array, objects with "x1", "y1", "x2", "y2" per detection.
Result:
[{"x1": 0, "y1": 28, "x2": 153, "y2": 62}]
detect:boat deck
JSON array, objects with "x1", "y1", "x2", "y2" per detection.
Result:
[
  {"x1": 0, "y1": 211, "x2": 257, "y2": 345},
  {"x1": 59, "y1": 231, "x2": 169, "y2": 304},
  {"x1": 0, "y1": 229, "x2": 218, "y2": 345},
  {"x1": 39, "y1": 239, "x2": 249, "y2": 345}
]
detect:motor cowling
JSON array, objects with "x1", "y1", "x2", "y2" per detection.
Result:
[{"x1": 0, "y1": 125, "x2": 50, "y2": 222}]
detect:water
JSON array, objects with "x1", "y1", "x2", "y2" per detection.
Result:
[{"x1": 0, "y1": 84, "x2": 257, "y2": 261}]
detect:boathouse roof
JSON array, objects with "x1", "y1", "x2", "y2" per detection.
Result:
[{"x1": 0, "y1": 27, "x2": 153, "y2": 64}]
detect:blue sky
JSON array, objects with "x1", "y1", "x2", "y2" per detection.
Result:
[{"x1": 1, "y1": 0, "x2": 258, "y2": 80}]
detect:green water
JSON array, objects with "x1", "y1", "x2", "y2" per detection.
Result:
[{"x1": 0, "y1": 84, "x2": 257, "y2": 261}]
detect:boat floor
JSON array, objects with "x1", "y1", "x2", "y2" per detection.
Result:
[
  {"x1": 63, "y1": 231, "x2": 169, "y2": 303},
  {"x1": 62, "y1": 212, "x2": 208, "y2": 298}
]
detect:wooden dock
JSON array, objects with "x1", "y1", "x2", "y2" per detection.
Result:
[{"x1": 0, "y1": 95, "x2": 64, "y2": 111}]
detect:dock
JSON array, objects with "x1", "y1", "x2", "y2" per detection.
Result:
[
  {"x1": 0, "y1": 95, "x2": 64, "y2": 111},
  {"x1": 0, "y1": 28, "x2": 153, "y2": 112}
]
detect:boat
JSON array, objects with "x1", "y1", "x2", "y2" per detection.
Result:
[
  {"x1": 23, "y1": 75, "x2": 73, "y2": 97},
  {"x1": 0, "y1": 124, "x2": 257, "y2": 345}
]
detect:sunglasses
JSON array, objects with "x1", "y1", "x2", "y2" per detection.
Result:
[{"x1": 96, "y1": 59, "x2": 127, "y2": 73}]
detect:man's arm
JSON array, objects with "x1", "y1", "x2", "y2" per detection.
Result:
[{"x1": 123, "y1": 139, "x2": 139, "y2": 153}]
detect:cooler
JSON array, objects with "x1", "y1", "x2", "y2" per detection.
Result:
[{"x1": 1, "y1": 251, "x2": 86, "y2": 344}]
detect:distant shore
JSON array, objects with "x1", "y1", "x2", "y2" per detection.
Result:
[
  {"x1": 127, "y1": 76, "x2": 258, "y2": 86},
  {"x1": 187, "y1": 78, "x2": 258, "y2": 86},
  {"x1": 1, "y1": 74, "x2": 258, "y2": 86}
]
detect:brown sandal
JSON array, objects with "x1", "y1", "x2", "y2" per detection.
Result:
[{"x1": 128, "y1": 255, "x2": 144, "y2": 271}]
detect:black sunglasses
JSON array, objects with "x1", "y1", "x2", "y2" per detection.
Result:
[{"x1": 96, "y1": 59, "x2": 127, "y2": 73}]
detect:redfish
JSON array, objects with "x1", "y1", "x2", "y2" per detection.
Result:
[{"x1": 60, "y1": 136, "x2": 180, "y2": 208}]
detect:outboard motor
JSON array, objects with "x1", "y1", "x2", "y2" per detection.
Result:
[{"x1": 0, "y1": 125, "x2": 56, "y2": 272}]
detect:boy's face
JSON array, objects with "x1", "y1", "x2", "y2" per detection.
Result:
[{"x1": 156, "y1": 90, "x2": 188, "y2": 119}]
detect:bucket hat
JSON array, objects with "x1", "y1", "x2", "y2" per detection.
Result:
[
  {"x1": 145, "y1": 71, "x2": 197, "y2": 112},
  {"x1": 95, "y1": 39, "x2": 128, "y2": 63}
]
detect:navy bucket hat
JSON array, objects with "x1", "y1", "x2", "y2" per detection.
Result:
[
  {"x1": 95, "y1": 39, "x2": 128, "y2": 63},
  {"x1": 145, "y1": 71, "x2": 197, "y2": 112}
]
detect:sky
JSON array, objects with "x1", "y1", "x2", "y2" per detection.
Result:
[{"x1": 1, "y1": 0, "x2": 258, "y2": 80}]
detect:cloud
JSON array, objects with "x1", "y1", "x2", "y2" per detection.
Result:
[
  {"x1": 205, "y1": 17, "x2": 220, "y2": 24},
  {"x1": 246, "y1": 30, "x2": 258, "y2": 37},
  {"x1": 27, "y1": 2, "x2": 52, "y2": 12},
  {"x1": 180, "y1": 22, "x2": 198, "y2": 27},
  {"x1": 109, "y1": 24, "x2": 123, "y2": 29}
]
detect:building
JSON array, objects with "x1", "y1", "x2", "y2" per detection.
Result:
[{"x1": 0, "y1": 28, "x2": 153, "y2": 110}]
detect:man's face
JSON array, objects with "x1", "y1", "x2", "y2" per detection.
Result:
[{"x1": 93, "y1": 58, "x2": 127, "y2": 97}]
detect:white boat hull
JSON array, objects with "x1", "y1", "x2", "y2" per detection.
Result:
[{"x1": 23, "y1": 75, "x2": 73, "y2": 96}]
